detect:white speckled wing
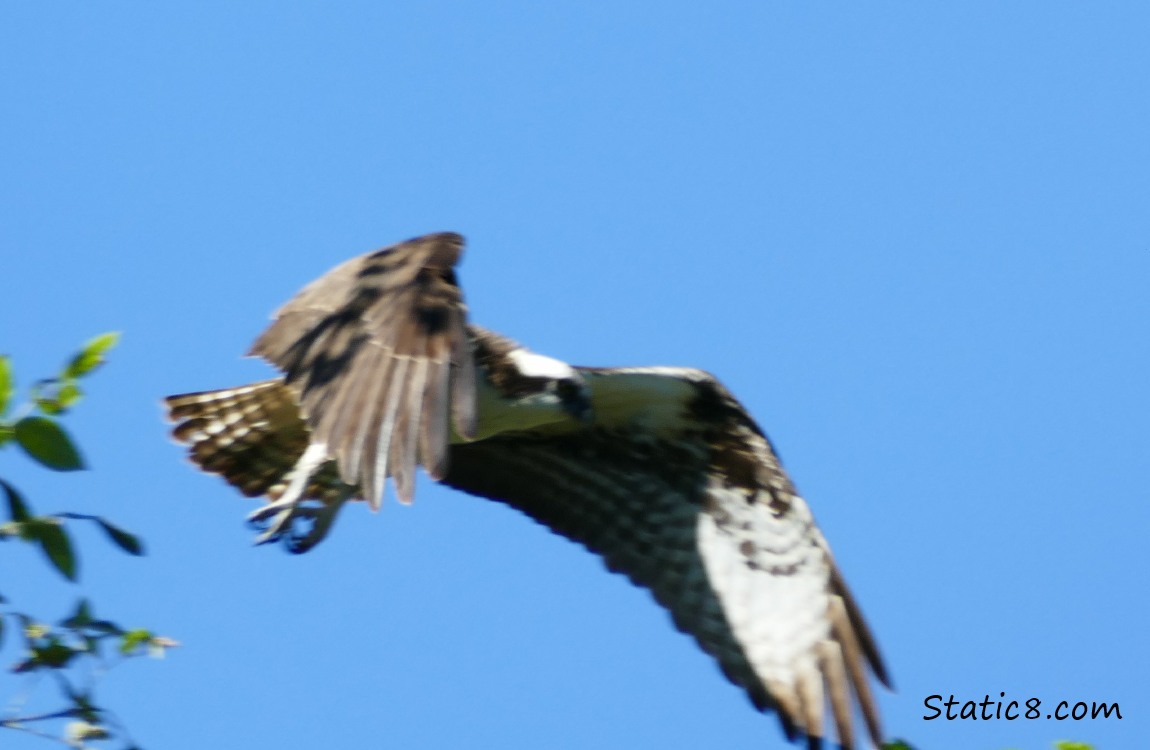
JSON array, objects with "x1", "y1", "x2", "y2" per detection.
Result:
[{"x1": 441, "y1": 415, "x2": 887, "y2": 749}]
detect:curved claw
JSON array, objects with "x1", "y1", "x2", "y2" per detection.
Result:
[
  {"x1": 244, "y1": 441, "x2": 335, "y2": 547},
  {"x1": 283, "y1": 497, "x2": 347, "y2": 554},
  {"x1": 247, "y1": 499, "x2": 311, "y2": 545},
  {"x1": 247, "y1": 491, "x2": 351, "y2": 552}
]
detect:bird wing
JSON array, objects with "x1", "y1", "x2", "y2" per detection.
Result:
[
  {"x1": 441, "y1": 368, "x2": 890, "y2": 749},
  {"x1": 248, "y1": 232, "x2": 476, "y2": 507}
]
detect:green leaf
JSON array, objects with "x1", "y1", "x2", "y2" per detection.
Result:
[
  {"x1": 56, "y1": 512, "x2": 146, "y2": 556},
  {"x1": 120, "y1": 628, "x2": 152, "y2": 655},
  {"x1": 17, "y1": 637, "x2": 78, "y2": 671},
  {"x1": 0, "y1": 355, "x2": 12, "y2": 417},
  {"x1": 64, "y1": 332, "x2": 120, "y2": 379},
  {"x1": 0, "y1": 421, "x2": 14, "y2": 447},
  {"x1": 25, "y1": 519, "x2": 78, "y2": 581},
  {"x1": 1, "y1": 479, "x2": 31, "y2": 521},
  {"x1": 87, "y1": 619, "x2": 124, "y2": 636},
  {"x1": 14, "y1": 416, "x2": 85, "y2": 470},
  {"x1": 36, "y1": 398, "x2": 63, "y2": 415},
  {"x1": 29, "y1": 377, "x2": 78, "y2": 415},
  {"x1": 95, "y1": 517, "x2": 145, "y2": 556},
  {"x1": 57, "y1": 380, "x2": 82, "y2": 410},
  {"x1": 62, "y1": 598, "x2": 94, "y2": 628}
]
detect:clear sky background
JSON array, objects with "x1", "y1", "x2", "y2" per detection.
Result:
[{"x1": 3, "y1": 3, "x2": 1147, "y2": 749}]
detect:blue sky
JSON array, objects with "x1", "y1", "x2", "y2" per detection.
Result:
[{"x1": 3, "y1": 3, "x2": 1148, "y2": 749}]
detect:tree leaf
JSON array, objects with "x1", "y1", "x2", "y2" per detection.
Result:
[
  {"x1": 27, "y1": 638, "x2": 78, "y2": 670},
  {"x1": 120, "y1": 628, "x2": 152, "y2": 655},
  {"x1": 36, "y1": 397, "x2": 64, "y2": 415},
  {"x1": 14, "y1": 416, "x2": 86, "y2": 471},
  {"x1": 88, "y1": 619, "x2": 124, "y2": 636},
  {"x1": 0, "y1": 355, "x2": 12, "y2": 417},
  {"x1": 64, "y1": 332, "x2": 120, "y2": 379},
  {"x1": 27, "y1": 519, "x2": 78, "y2": 581},
  {"x1": 95, "y1": 517, "x2": 145, "y2": 556},
  {"x1": 1, "y1": 478, "x2": 31, "y2": 521},
  {"x1": 57, "y1": 380, "x2": 83, "y2": 410},
  {"x1": 62, "y1": 598, "x2": 94, "y2": 628},
  {"x1": 55, "y1": 513, "x2": 145, "y2": 556},
  {"x1": 31, "y1": 379, "x2": 83, "y2": 414}
]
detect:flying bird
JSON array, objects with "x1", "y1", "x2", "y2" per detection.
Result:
[{"x1": 164, "y1": 232, "x2": 890, "y2": 749}]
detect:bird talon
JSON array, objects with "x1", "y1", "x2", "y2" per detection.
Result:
[{"x1": 248, "y1": 493, "x2": 349, "y2": 551}]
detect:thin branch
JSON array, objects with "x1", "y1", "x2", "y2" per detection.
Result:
[{"x1": 1, "y1": 708, "x2": 79, "y2": 725}]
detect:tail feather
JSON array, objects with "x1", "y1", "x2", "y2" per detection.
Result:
[{"x1": 164, "y1": 379, "x2": 356, "y2": 505}]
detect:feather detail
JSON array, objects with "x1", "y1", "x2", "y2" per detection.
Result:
[{"x1": 247, "y1": 232, "x2": 474, "y2": 507}]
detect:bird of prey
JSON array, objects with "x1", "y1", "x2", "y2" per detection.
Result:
[{"x1": 164, "y1": 232, "x2": 890, "y2": 749}]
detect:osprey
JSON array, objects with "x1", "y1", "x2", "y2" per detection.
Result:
[{"x1": 165, "y1": 232, "x2": 891, "y2": 749}]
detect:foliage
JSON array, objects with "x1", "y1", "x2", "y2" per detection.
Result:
[{"x1": 1, "y1": 334, "x2": 174, "y2": 749}]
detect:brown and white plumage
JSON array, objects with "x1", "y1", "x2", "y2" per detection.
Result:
[
  {"x1": 248, "y1": 232, "x2": 476, "y2": 505},
  {"x1": 164, "y1": 232, "x2": 891, "y2": 748}
]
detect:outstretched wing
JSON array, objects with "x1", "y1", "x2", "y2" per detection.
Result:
[
  {"x1": 441, "y1": 370, "x2": 890, "y2": 749},
  {"x1": 249, "y1": 232, "x2": 476, "y2": 506}
]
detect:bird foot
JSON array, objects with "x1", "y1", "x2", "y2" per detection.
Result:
[
  {"x1": 244, "y1": 441, "x2": 345, "y2": 553},
  {"x1": 247, "y1": 496, "x2": 345, "y2": 553}
]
